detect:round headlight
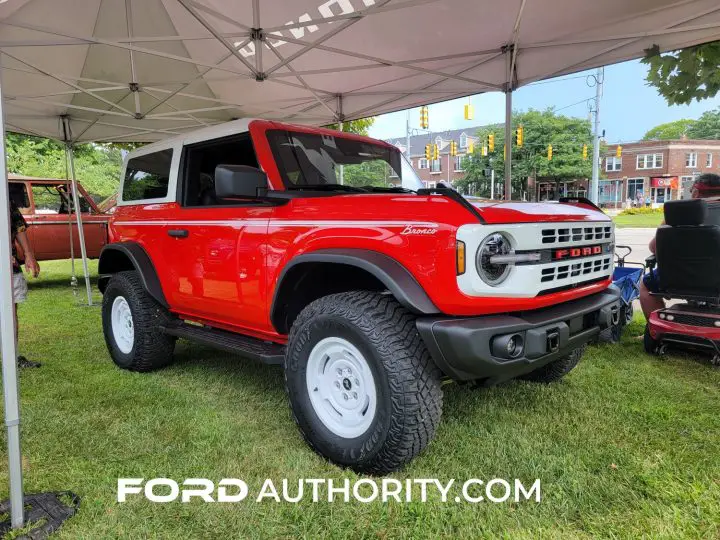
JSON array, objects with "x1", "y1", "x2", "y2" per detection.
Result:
[{"x1": 476, "y1": 233, "x2": 512, "y2": 286}]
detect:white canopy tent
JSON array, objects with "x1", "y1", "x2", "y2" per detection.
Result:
[{"x1": 2, "y1": 0, "x2": 720, "y2": 530}]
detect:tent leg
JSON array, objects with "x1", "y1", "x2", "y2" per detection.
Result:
[
  {"x1": 0, "y1": 62, "x2": 25, "y2": 530},
  {"x1": 65, "y1": 144, "x2": 92, "y2": 306},
  {"x1": 504, "y1": 88, "x2": 512, "y2": 201}
]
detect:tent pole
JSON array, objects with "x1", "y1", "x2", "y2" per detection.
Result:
[
  {"x1": 504, "y1": 47, "x2": 513, "y2": 201},
  {"x1": 64, "y1": 140, "x2": 92, "y2": 306},
  {"x1": 0, "y1": 58, "x2": 25, "y2": 529},
  {"x1": 504, "y1": 89, "x2": 512, "y2": 200},
  {"x1": 63, "y1": 148, "x2": 77, "y2": 290}
]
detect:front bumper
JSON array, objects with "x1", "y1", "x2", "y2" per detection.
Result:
[
  {"x1": 647, "y1": 307, "x2": 720, "y2": 355},
  {"x1": 416, "y1": 287, "x2": 621, "y2": 383}
]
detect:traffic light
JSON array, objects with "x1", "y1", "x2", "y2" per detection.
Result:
[
  {"x1": 481, "y1": 145, "x2": 488, "y2": 157},
  {"x1": 467, "y1": 141, "x2": 474, "y2": 154},
  {"x1": 616, "y1": 145, "x2": 622, "y2": 158},
  {"x1": 582, "y1": 144, "x2": 588, "y2": 160},
  {"x1": 420, "y1": 106, "x2": 429, "y2": 129},
  {"x1": 488, "y1": 133, "x2": 495, "y2": 152},
  {"x1": 547, "y1": 144, "x2": 553, "y2": 161},
  {"x1": 516, "y1": 125, "x2": 524, "y2": 147},
  {"x1": 449, "y1": 141, "x2": 457, "y2": 156},
  {"x1": 464, "y1": 103, "x2": 474, "y2": 120},
  {"x1": 424, "y1": 144, "x2": 432, "y2": 161},
  {"x1": 432, "y1": 144, "x2": 439, "y2": 160}
]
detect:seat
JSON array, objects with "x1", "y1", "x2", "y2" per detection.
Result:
[
  {"x1": 655, "y1": 199, "x2": 720, "y2": 302},
  {"x1": 198, "y1": 173, "x2": 217, "y2": 206}
]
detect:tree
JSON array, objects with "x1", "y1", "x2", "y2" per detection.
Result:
[
  {"x1": 642, "y1": 42, "x2": 720, "y2": 105},
  {"x1": 642, "y1": 119, "x2": 696, "y2": 140},
  {"x1": 326, "y1": 117, "x2": 375, "y2": 136},
  {"x1": 456, "y1": 109, "x2": 592, "y2": 198},
  {"x1": 6, "y1": 132, "x2": 124, "y2": 200},
  {"x1": 685, "y1": 108, "x2": 720, "y2": 139}
]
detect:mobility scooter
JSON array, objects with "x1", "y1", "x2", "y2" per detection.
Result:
[{"x1": 644, "y1": 197, "x2": 720, "y2": 366}]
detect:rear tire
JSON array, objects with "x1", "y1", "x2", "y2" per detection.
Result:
[
  {"x1": 102, "y1": 271, "x2": 175, "y2": 372},
  {"x1": 519, "y1": 346, "x2": 585, "y2": 383},
  {"x1": 284, "y1": 291, "x2": 443, "y2": 475},
  {"x1": 643, "y1": 324, "x2": 660, "y2": 355}
]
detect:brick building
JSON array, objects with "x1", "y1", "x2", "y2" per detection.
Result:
[
  {"x1": 601, "y1": 139, "x2": 720, "y2": 208},
  {"x1": 387, "y1": 127, "x2": 481, "y2": 188}
]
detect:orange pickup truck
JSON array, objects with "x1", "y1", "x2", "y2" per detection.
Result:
[{"x1": 9, "y1": 174, "x2": 112, "y2": 261}]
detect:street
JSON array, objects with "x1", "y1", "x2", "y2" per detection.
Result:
[{"x1": 614, "y1": 227, "x2": 655, "y2": 263}]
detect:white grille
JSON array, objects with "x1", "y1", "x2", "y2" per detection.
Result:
[
  {"x1": 456, "y1": 221, "x2": 615, "y2": 298},
  {"x1": 541, "y1": 225, "x2": 612, "y2": 246},
  {"x1": 540, "y1": 256, "x2": 612, "y2": 284}
]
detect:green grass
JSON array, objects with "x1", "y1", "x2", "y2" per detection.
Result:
[
  {"x1": 2, "y1": 260, "x2": 719, "y2": 539},
  {"x1": 613, "y1": 212, "x2": 664, "y2": 228}
]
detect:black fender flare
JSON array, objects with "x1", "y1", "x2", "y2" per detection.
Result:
[
  {"x1": 270, "y1": 248, "x2": 439, "y2": 331},
  {"x1": 98, "y1": 242, "x2": 168, "y2": 308}
]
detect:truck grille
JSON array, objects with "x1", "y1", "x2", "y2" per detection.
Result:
[
  {"x1": 540, "y1": 256, "x2": 612, "y2": 283},
  {"x1": 542, "y1": 225, "x2": 612, "y2": 245},
  {"x1": 668, "y1": 313, "x2": 719, "y2": 328}
]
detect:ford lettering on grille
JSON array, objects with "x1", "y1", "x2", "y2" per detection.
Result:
[{"x1": 553, "y1": 245, "x2": 603, "y2": 261}]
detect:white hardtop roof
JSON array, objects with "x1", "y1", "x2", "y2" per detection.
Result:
[
  {"x1": 1, "y1": 0, "x2": 719, "y2": 144},
  {"x1": 128, "y1": 117, "x2": 256, "y2": 154}
]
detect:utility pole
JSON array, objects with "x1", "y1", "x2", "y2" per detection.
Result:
[
  {"x1": 491, "y1": 168, "x2": 495, "y2": 199},
  {"x1": 590, "y1": 67, "x2": 603, "y2": 204},
  {"x1": 406, "y1": 109, "x2": 411, "y2": 159}
]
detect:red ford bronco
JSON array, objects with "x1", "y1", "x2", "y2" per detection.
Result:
[{"x1": 99, "y1": 119, "x2": 620, "y2": 474}]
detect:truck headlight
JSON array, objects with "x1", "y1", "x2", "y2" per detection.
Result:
[{"x1": 476, "y1": 233, "x2": 512, "y2": 286}]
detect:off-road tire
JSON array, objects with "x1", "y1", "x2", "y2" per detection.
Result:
[
  {"x1": 643, "y1": 324, "x2": 660, "y2": 355},
  {"x1": 284, "y1": 291, "x2": 443, "y2": 475},
  {"x1": 102, "y1": 271, "x2": 175, "y2": 372},
  {"x1": 519, "y1": 345, "x2": 585, "y2": 383},
  {"x1": 597, "y1": 305, "x2": 633, "y2": 344}
]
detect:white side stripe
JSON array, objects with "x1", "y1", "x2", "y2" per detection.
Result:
[{"x1": 113, "y1": 220, "x2": 439, "y2": 228}]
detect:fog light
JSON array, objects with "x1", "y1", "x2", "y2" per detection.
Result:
[
  {"x1": 492, "y1": 333, "x2": 525, "y2": 359},
  {"x1": 659, "y1": 313, "x2": 666, "y2": 320},
  {"x1": 508, "y1": 334, "x2": 524, "y2": 358},
  {"x1": 666, "y1": 315, "x2": 675, "y2": 321}
]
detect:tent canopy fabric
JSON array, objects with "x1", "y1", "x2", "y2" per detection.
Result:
[{"x1": 1, "y1": 0, "x2": 719, "y2": 143}]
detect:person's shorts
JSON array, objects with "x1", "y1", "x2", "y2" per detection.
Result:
[
  {"x1": 12, "y1": 272, "x2": 28, "y2": 303},
  {"x1": 643, "y1": 268, "x2": 660, "y2": 294}
]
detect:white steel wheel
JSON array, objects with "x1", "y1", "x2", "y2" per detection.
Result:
[
  {"x1": 305, "y1": 336, "x2": 377, "y2": 438},
  {"x1": 111, "y1": 295, "x2": 135, "y2": 354}
]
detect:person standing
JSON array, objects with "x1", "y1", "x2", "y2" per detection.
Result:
[{"x1": 10, "y1": 199, "x2": 41, "y2": 368}]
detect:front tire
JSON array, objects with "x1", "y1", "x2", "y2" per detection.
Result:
[
  {"x1": 102, "y1": 271, "x2": 175, "y2": 372},
  {"x1": 284, "y1": 291, "x2": 443, "y2": 475},
  {"x1": 519, "y1": 346, "x2": 585, "y2": 383}
]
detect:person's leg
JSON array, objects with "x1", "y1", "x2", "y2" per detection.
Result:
[
  {"x1": 13, "y1": 272, "x2": 40, "y2": 368},
  {"x1": 640, "y1": 272, "x2": 665, "y2": 319}
]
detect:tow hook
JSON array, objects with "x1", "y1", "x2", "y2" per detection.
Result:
[{"x1": 547, "y1": 329, "x2": 560, "y2": 353}]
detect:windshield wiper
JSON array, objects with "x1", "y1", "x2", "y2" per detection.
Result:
[
  {"x1": 362, "y1": 186, "x2": 416, "y2": 193},
  {"x1": 288, "y1": 184, "x2": 368, "y2": 193}
]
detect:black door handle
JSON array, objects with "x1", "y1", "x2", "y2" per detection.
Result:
[{"x1": 168, "y1": 229, "x2": 189, "y2": 238}]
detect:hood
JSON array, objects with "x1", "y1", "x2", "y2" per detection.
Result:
[{"x1": 467, "y1": 199, "x2": 609, "y2": 224}]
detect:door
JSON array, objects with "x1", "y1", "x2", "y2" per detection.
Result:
[
  {"x1": 161, "y1": 133, "x2": 273, "y2": 335},
  {"x1": 28, "y1": 183, "x2": 107, "y2": 260}
]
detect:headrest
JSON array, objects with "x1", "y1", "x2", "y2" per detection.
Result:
[
  {"x1": 664, "y1": 198, "x2": 720, "y2": 226},
  {"x1": 664, "y1": 199, "x2": 706, "y2": 226}
]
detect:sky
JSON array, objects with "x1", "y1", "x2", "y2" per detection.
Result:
[{"x1": 368, "y1": 60, "x2": 720, "y2": 145}]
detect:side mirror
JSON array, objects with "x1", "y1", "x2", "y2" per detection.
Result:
[{"x1": 214, "y1": 164, "x2": 268, "y2": 199}]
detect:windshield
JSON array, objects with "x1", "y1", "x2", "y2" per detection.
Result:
[{"x1": 267, "y1": 130, "x2": 422, "y2": 191}]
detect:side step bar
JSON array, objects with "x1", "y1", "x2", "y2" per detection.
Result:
[{"x1": 161, "y1": 323, "x2": 286, "y2": 365}]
